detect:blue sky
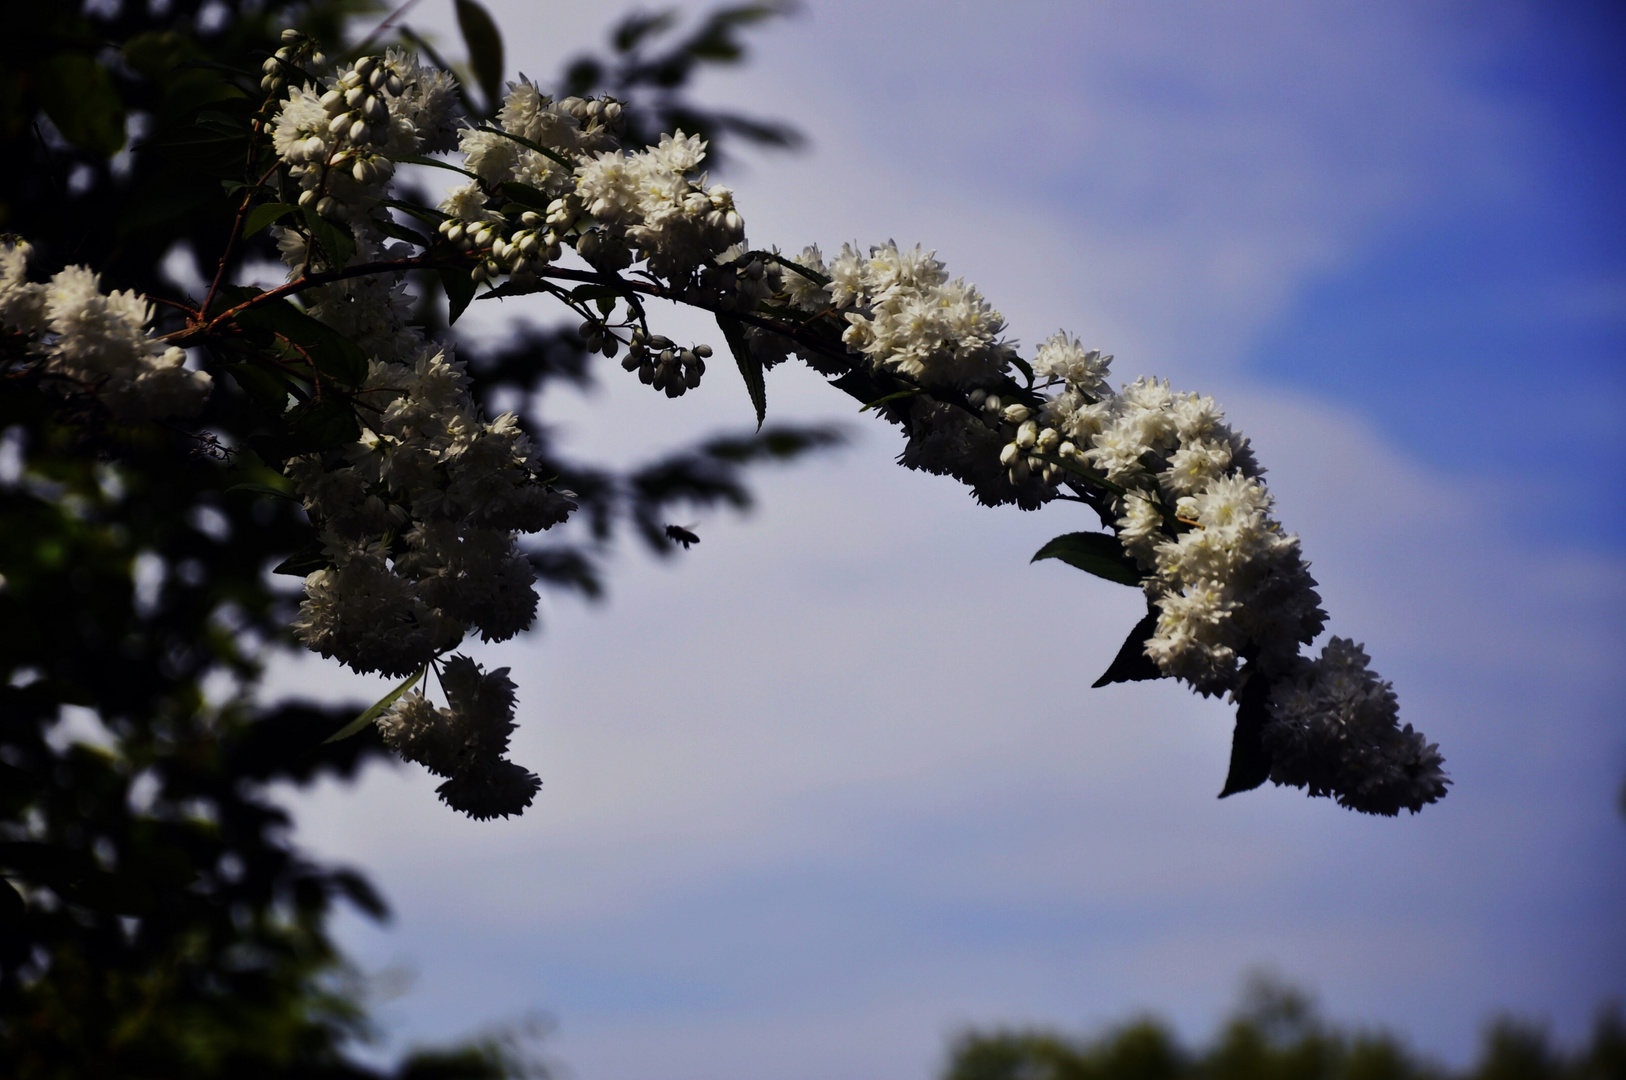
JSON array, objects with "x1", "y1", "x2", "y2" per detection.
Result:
[{"x1": 274, "y1": 3, "x2": 1625, "y2": 1077}]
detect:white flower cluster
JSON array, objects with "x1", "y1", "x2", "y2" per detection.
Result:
[
  {"x1": 377, "y1": 655, "x2": 541, "y2": 819},
  {"x1": 433, "y1": 81, "x2": 744, "y2": 296},
  {"x1": 1263, "y1": 638, "x2": 1449, "y2": 815},
  {"x1": 0, "y1": 240, "x2": 211, "y2": 421},
  {"x1": 754, "y1": 242, "x2": 1442, "y2": 810},
  {"x1": 814, "y1": 242, "x2": 1015, "y2": 386},
  {"x1": 271, "y1": 48, "x2": 460, "y2": 226},
  {"x1": 268, "y1": 47, "x2": 573, "y2": 817}
]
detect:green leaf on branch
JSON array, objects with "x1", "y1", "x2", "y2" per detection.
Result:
[
  {"x1": 475, "y1": 126, "x2": 575, "y2": 170},
  {"x1": 301, "y1": 208, "x2": 356, "y2": 269},
  {"x1": 1031, "y1": 531, "x2": 1142, "y2": 587},
  {"x1": 226, "y1": 482, "x2": 299, "y2": 502},
  {"x1": 386, "y1": 152, "x2": 483, "y2": 181},
  {"x1": 859, "y1": 387, "x2": 923, "y2": 413},
  {"x1": 455, "y1": 0, "x2": 506, "y2": 113},
  {"x1": 233, "y1": 300, "x2": 369, "y2": 386},
  {"x1": 717, "y1": 313, "x2": 766, "y2": 429},
  {"x1": 222, "y1": 361, "x2": 294, "y2": 412},
  {"x1": 323, "y1": 666, "x2": 426, "y2": 744},
  {"x1": 499, "y1": 181, "x2": 552, "y2": 209},
  {"x1": 36, "y1": 53, "x2": 127, "y2": 156},
  {"x1": 288, "y1": 396, "x2": 362, "y2": 452},
  {"x1": 570, "y1": 283, "x2": 622, "y2": 304},
  {"x1": 243, "y1": 202, "x2": 297, "y2": 237},
  {"x1": 438, "y1": 266, "x2": 477, "y2": 324},
  {"x1": 1219, "y1": 669, "x2": 1273, "y2": 798},
  {"x1": 271, "y1": 545, "x2": 328, "y2": 577},
  {"x1": 1091, "y1": 606, "x2": 1164, "y2": 688}
]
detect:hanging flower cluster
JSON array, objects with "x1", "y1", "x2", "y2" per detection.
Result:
[{"x1": 0, "y1": 31, "x2": 1444, "y2": 820}]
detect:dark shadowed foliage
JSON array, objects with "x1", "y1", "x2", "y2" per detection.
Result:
[{"x1": 0, "y1": 1, "x2": 830, "y2": 1075}]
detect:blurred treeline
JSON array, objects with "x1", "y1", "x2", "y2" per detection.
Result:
[
  {"x1": 949, "y1": 979, "x2": 1625, "y2": 1080},
  {"x1": 0, "y1": 0, "x2": 825, "y2": 1076}
]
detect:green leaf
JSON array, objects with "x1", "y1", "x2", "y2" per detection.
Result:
[
  {"x1": 570, "y1": 283, "x2": 622, "y2": 304},
  {"x1": 226, "y1": 482, "x2": 299, "y2": 501},
  {"x1": 371, "y1": 213, "x2": 430, "y2": 246},
  {"x1": 272, "y1": 545, "x2": 328, "y2": 576},
  {"x1": 717, "y1": 313, "x2": 766, "y2": 429},
  {"x1": 499, "y1": 181, "x2": 552, "y2": 208},
  {"x1": 301, "y1": 208, "x2": 356, "y2": 269},
  {"x1": 1031, "y1": 531, "x2": 1142, "y2": 587},
  {"x1": 324, "y1": 666, "x2": 426, "y2": 743},
  {"x1": 232, "y1": 299, "x2": 369, "y2": 386},
  {"x1": 455, "y1": 0, "x2": 506, "y2": 113},
  {"x1": 373, "y1": 197, "x2": 448, "y2": 226},
  {"x1": 859, "y1": 387, "x2": 923, "y2": 413},
  {"x1": 1091, "y1": 607, "x2": 1164, "y2": 688},
  {"x1": 438, "y1": 266, "x2": 477, "y2": 324},
  {"x1": 386, "y1": 152, "x2": 483, "y2": 181},
  {"x1": 1219, "y1": 668, "x2": 1273, "y2": 798},
  {"x1": 222, "y1": 360, "x2": 293, "y2": 412},
  {"x1": 475, "y1": 125, "x2": 574, "y2": 170},
  {"x1": 288, "y1": 396, "x2": 362, "y2": 451},
  {"x1": 1011, "y1": 356, "x2": 1034, "y2": 386},
  {"x1": 243, "y1": 202, "x2": 297, "y2": 237},
  {"x1": 36, "y1": 53, "x2": 127, "y2": 156}
]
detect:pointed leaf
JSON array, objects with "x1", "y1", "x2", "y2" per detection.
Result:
[
  {"x1": 37, "y1": 53, "x2": 126, "y2": 156},
  {"x1": 232, "y1": 299, "x2": 369, "y2": 386},
  {"x1": 272, "y1": 545, "x2": 328, "y2": 577},
  {"x1": 1032, "y1": 531, "x2": 1141, "y2": 587},
  {"x1": 438, "y1": 266, "x2": 477, "y2": 324},
  {"x1": 324, "y1": 666, "x2": 426, "y2": 743},
  {"x1": 301, "y1": 208, "x2": 355, "y2": 268},
  {"x1": 455, "y1": 0, "x2": 505, "y2": 113},
  {"x1": 1219, "y1": 670, "x2": 1274, "y2": 798},
  {"x1": 1091, "y1": 607, "x2": 1163, "y2": 688},
  {"x1": 226, "y1": 482, "x2": 299, "y2": 501},
  {"x1": 717, "y1": 313, "x2": 766, "y2": 429},
  {"x1": 859, "y1": 387, "x2": 923, "y2": 413},
  {"x1": 243, "y1": 202, "x2": 297, "y2": 237},
  {"x1": 387, "y1": 152, "x2": 482, "y2": 181}
]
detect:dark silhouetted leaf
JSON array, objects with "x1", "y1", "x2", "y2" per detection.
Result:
[
  {"x1": 1092, "y1": 607, "x2": 1163, "y2": 688},
  {"x1": 439, "y1": 265, "x2": 477, "y2": 323},
  {"x1": 717, "y1": 313, "x2": 765, "y2": 429},
  {"x1": 234, "y1": 299, "x2": 369, "y2": 386},
  {"x1": 272, "y1": 545, "x2": 329, "y2": 577},
  {"x1": 301, "y1": 207, "x2": 355, "y2": 269},
  {"x1": 1220, "y1": 670, "x2": 1274, "y2": 798},
  {"x1": 1032, "y1": 531, "x2": 1142, "y2": 587},
  {"x1": 36, "y1": 53, "x2": 127, "y2": 156},
  {"x1": 455, "y1": 0, "x2": 505, "y2": 112}
]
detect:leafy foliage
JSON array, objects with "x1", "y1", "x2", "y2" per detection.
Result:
[
  {"x1": 0, "y1": 0, "x2": 813, "y2": 1074},
  {"x1": 947, "y1": 977, "x2": 1626, "y2": 1080}
]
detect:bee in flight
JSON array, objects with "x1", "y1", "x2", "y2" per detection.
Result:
[{"x1": 665, "y1": 524, "x2": 700, "y2": 549}]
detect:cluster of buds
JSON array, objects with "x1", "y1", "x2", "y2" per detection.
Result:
[
  {"x1": 971, "y1": 391, "x2": 1071, "y2": 486},
  {"x1": 621, "y1": 331, "x2": 709, "y2": 397},
  {"x1": 700, "y1": 248, "x2": 771, "y2": 312},
  {"x1": 440, "y1": 210, "x2": 568, "y2": 284},
  {"x1": 261, "y1": 29, "x2": 324, "y2": 94},
  {"x1": 556, "y1": 95, "x2": 626, "y2": 145},
  {"x1": 318, "y1": 55, "x2": 401, "y2": 149}
]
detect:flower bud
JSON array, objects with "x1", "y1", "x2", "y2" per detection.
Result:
[
  {"x1": 281, "y1": 28, "x2": 301, "y2": 42},
  {"x1": 621, "y1": 353, "x2": 641, "y2": 372},
  {"x1": 445, "y1": 223, "x2": 464, "y2": 243},
  {"x1": 262, "y1": 57, "x2": 282, "y2": 75},
  {"x1": 694, "y1": 344, "x2": 713, "y2": 358},
  {"x1": 368, "y1": 66, "x2": 386, "y2": 89},
  {"x1": 328, "y1": 113, "x2": 352, "y2": 135},
  {"x1": 297, "y1": 188, "x2": 317, "y2": 207},
  {"x1": 320, "y1": 89, "x2": 345, "y2": 113},
  {"x1": 1015, "y1": 420, "x2": 1038, "y2": 448},
  {"x1": 346, "y1": 85, "x2": 367, "y2": 107},
  {"x1": 520, "y1": 211, "x2": 543, "y2": 227},
  {"x1": 363, "y1": 95, "x2": 389, "y2": 123},
  {"x1": 355, "y1": 56, "x2": 377, "y2": 79},
  {"x1": 1002, "y1": 403, "x2": 1031, "y2": 423},
  {"x1": 999, "y1": 443, "x2": 1020, "y2": 467},
  {"x1": 316, "y1": 195, "x2": 336, "y2": 217},
  {"x1": 386, "y1": 74, "x2": 404, "y2": 95},
  {"x1": 1059, "y1": 441, "x2": 1076, "y2": 458},
  {"x1": 638, "y1": 361, "x2": 655, "y2": 384},
  {"x1": 968, "y1": 389, "x2": 987, "y2": 407},
  {"x1": 349, "y1": 119, "x2": 370, "y2": 143}
]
